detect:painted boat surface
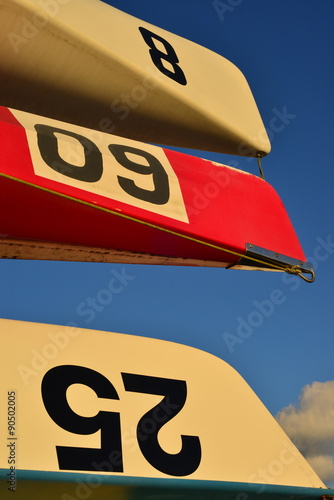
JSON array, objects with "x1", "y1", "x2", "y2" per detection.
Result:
[
  {"x1": 0, "y1": 106, "x2": 311, "y2": 276},
  {"x1": 0, "y1": 0, "x2": 270, "y2": 156},
  {"x1": 0, "y1": 319, "x2": 329, "y2": 499},
  {"x1": 2, "y1": 474, "x2": 332, "y2": 500}
]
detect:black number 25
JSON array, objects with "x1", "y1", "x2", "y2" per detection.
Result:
[{"x1": 41, "y1": 365, "x2": 201, "y2": 477}]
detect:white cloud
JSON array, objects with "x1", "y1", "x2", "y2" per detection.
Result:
[
  {"x1": 276, "y1": 381, "x2": 334, "y2": 487},
  {"x1": 306, "y1": 455, "x2": 334, "y2": 486}
]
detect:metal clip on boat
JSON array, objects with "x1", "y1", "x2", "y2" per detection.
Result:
[
  {"x1": 236, "y1": 243, "x2": 316, "y2": 282},
  {"x1": 285, "y1": 264, "x2": 316, "y2": 283}
]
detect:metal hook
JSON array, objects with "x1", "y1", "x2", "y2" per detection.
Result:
[
  {"x1": 286, "y1": 266, "x2": 316, "y2": 283},
  {"x1": 297, "y1": 267, "x2": 316, "y2": 283},
  {"x1": 256, "y1": 153, "x2": 265, "y2": 180}
]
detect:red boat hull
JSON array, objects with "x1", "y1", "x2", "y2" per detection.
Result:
[{"x1": 0, "y1": 106, "x2": 307, "y2": 273}]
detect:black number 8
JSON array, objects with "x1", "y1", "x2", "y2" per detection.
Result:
[{"x1": 139, "y1": 27, "x2": 187, "y2": 86}]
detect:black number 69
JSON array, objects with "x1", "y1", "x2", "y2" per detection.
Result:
[{"x1": 35, "y1": 125, "x2": 170, "y2": 206}]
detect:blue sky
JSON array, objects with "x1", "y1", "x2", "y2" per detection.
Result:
[{"x1": 1, "y1": 0, "x2": 334, "y2": 486}]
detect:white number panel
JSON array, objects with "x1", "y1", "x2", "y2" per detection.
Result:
[{"x1": 11, "y1": 109, "x2": 189, "y2": 223}]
